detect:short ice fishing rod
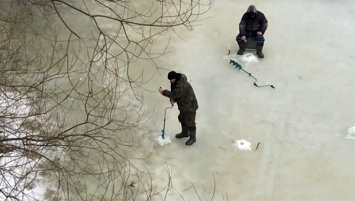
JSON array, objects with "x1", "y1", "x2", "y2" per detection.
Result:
[{"x1": 229, "y1": 59, "x2": 275, "y2": 89}]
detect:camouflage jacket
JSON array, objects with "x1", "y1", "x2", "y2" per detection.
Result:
[{"x1": 162, "y1": 73, "x2": 198, "y2": 112}]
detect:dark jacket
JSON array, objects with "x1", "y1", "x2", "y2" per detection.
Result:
[
  {"x1": 162, "y1": 73, "x2": 198, "y2": 112},
  {"x1": 239, "y1": 6, "x2": 268, "y2": 36}
]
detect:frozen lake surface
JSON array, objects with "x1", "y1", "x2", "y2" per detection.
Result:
[{"x1": 138, "y1": 0, "x2": 355, "y2": 200}]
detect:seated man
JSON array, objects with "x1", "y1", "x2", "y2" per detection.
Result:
[{"x1": 236, "y1": 5, "x2": 268, "y2": 58}]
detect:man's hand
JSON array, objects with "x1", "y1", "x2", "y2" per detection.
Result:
[
  {"x1": 158, "y1": 87, "x2": 164, "y2": 94},
  {"x1": 241, "y1": 35, "x2": 246, "y2": 42},
  {"x1": 257, "y1": 31, "x2": 263, "y2": 35},
  {"x1": 170, "y1": 99, "x2": 175, "y2": 107}
]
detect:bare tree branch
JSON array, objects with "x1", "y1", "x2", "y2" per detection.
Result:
[{"x1": 0, "y1": 0, "x2": 215, "y2": 200}]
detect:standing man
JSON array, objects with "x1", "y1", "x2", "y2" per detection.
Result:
[
  {"x1": 158, "y1": 71, "x2": 198, "y2": 146},
  {"x1": 236, "y1": 5, "x2": 268, "y2": 58}
]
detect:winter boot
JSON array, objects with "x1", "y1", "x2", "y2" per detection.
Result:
[
  {"x1": 237, "y1": 43, "x2": 246, "y2": 55},
  {"x1": 185, "y1": 129, "x2": 196, "y2": 146},
  {"x1": 175, "y1": 125, "x2": 189, "y2": 139},
  {"x1": 256, "y1": 45, "x2": 264, "y2": 58}
]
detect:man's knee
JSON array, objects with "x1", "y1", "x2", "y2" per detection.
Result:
[
  {"x1": 178, "y1": 114, "x2": 183, "y2": 123},
  {"x1": 236, "y1": 35, "x2": 245, "y2": 44},
  {"x1": 255, "y1": 35, "x2": 265, "y2": 45},
  {"x1": 185, "y1": 119, "x2": 196, "y2": 129},
  {"x1": 188, "y1": 126, "x2": 196, "y2": 132}
]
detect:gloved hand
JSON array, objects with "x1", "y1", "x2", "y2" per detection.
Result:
[{"x1": 170, "y1": 99, "x2": 175, "y2": 107}]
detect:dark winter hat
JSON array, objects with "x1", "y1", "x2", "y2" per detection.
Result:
[
  {"x1": 247, "y1": 5, "x2": 257, "y2": 14},
  {"x1": 167, "y1": 71, "x2": 178, "y2": 80}
]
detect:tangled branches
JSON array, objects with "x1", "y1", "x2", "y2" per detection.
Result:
[{"x1": 0, "y1": 0, "x2": 214, "y2": 200}]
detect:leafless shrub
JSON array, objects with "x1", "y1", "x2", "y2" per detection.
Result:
[{"x1": 0, "y1": 0, "x2": 214, "y2": 200}]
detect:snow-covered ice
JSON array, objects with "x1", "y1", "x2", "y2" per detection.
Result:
[
  {"x1": 6, "y1": 0, "x2": 355, "y2": 200},
  {"x1": 240, "y1": 53, "x2": 259, "y2": 64},
  {"x1": 345, "y1": 125, "x2": 355, "y2": 140},
  {"x1": 232, "y1": 139, "x2": 252, "y2": 151},
  {"x1": 157, "y1": 135, "x2": 172, "y2": 146},
  {"x1": 137, "y1": 0, "x2": 355, "y2": 200},
  {"x1": 0, "y1": 92, "x2": 47, "y2": 200}
]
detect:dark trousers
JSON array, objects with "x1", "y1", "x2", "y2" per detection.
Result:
[
  {"x1": 236, "y1": 31, "x2": 265, "y2": 46},
  {"x1": 178, "y1": 111, "x2": 196, "y2": 131}
]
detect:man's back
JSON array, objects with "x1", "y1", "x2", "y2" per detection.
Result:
[{"x1": 171, "y1": 74, "x2": 198, "y2": 112}]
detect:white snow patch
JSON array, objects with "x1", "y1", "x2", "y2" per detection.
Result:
[
  {"x1": 0, "y1": 92, "x2": 52, "y2": 200},
  {"x1": 0, "y1": 152, "x2": 47, "y2": 201},
  {"x1": 240, "y1": 53, "x2": 259, "y2": 64},
  {"x1": 157, "y1": 135, "x2": 172, "y2": 146},
  {"x1": 345, "y1": 125, "x2": 355, "y2": 140},
  {"x1": 232, "y1": 139, "x2": 252, "y2": 151}
]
